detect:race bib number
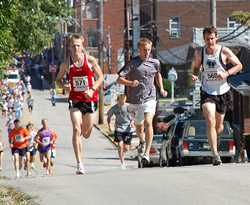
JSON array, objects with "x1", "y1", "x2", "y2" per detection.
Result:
[
  {"x1": 205, "y1": 71, "x2": 219, "y2": 81},
  {"x1": 42, "y1": 137, "x2": 50, "y2": 146},
  {"x1": 73, "y1": 76, "x2": 89, "y2": 92},
  {"x1": 128, "y1": 106, "x2": 138, "y2": 118},
  {"x1": 15, "y1": 134, "x2": 22, "y2": 142}
]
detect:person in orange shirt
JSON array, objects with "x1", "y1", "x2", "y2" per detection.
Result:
[
  {"x1": 9, "y1": 119, "x2": 30, "y2": 179},
  {"x1": 50, "y1": 130, "x2": 58, "y2": 166}
]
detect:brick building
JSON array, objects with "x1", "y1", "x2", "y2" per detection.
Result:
[{"x1": 68, "y1": 0, "x2": 127, "y2": 75}]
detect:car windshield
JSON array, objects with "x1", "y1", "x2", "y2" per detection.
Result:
[
  {"x1": 187, "y1": 121, "x2": 231, "y2": 137},
  {"x1": 152, "y1": 136, "x2": 163, "y2": 144},
  {"x1": 4, "y1": 74, "x2": 19, "y2": 79}
]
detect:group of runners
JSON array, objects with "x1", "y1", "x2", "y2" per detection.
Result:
[
  {"x1": 1, "y1": 118, "x2": 58, "y2": 179},
  {"x1": 1, "y1": 25, "x2": 243, "y2": 178},
  {"x1": 56, "y1": 25, "x2": 242, "y2": 174},
  {"x1": 0, "y1": 75, "x2": 59, "y2": 178}
]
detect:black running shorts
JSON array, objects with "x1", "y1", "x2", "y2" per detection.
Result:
[
  {"x1": 114, "y1": 131, "x2": 133, "y2": 145},
  {"x1": 68, "y1": 100, "x2": 97, "y2": 114},
  {"x1": 200, "y1": 90, "x2": 231, "y2": 114}
]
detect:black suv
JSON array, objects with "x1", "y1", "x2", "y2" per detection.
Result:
[{"x1": 160, "y1": 115, "x2": 235, "y2": 167}]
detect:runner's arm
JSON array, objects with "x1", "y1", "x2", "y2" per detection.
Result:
[
  {"x1": 223, "y1": 47, "x2": 242, "y2": 76},
  {"x1": 190, "y1": 50, "x2": 202, "y2": 82},
  {"x1": 117, "y1": 76, "x2": 139, "y2": 87},
  {"x1": 155, "y1": 73, "x2": 168, "y2": 97},
  {"x1": 56, "y1": 61, "x2": 71, "y2": 92}
]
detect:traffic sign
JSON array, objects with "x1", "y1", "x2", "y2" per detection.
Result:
[{"x1": 49, "y1": 65, "x2": 57, "y2": 73}]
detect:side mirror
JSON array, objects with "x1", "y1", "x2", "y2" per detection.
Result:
[{"x1": 162, "y1": 133, "x2": 170, "y2": 140}]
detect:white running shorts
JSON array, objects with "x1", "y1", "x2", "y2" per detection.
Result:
[{"x1": 128, "y1": 100, "x2": 157, "y2": 125}]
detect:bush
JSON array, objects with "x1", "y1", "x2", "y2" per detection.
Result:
[{"x1": 156, "y1": 122, "x2": 170, "y2": 134}]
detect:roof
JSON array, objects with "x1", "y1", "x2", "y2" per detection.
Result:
[
  {"x1": 228, "y1": 72, "x2": 250, "y2": 96},
  {"x1": 156, "y1": 43, "x2": 192, "y2": 65}
]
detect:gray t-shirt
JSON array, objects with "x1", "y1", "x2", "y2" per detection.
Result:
[
  {"x1": 107, "y1": 103, "x2": 134, "y2": 133},
  {"x1": 118, "y1": 56, "x2": 161, "y2": 104}
]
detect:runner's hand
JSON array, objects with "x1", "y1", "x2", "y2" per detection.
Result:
[
  {"x1": 130, "y1": 80, "x2": 139, "y2": 87},
  {"x1": 63, "y1": 83, "x2": 71, "y2": 92},
  {"x1": 85, "y1": 89, "x2": 94, "y2": 99},
  {"x1": 160, "y1": 89, "x2": 168, "y2": 98},
  {"x1": 190, "y1": 75, "x2": 198, "y2": 82}
]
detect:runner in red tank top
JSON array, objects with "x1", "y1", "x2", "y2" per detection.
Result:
[{"x1": 56, "y1": 34, "x2": 103, "y2": 174}]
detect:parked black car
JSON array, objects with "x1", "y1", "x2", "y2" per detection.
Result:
[{"x1": 160, "y1": 119, "x2": 235, "y2": 166}]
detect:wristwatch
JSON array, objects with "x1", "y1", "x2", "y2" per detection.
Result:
[{"x1": 91, "y1": 87, "x2": 96, "y2": 91}]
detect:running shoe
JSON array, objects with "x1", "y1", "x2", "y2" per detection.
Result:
[
  {"x1": 43, "y1": 162, "x2": 46, "y2": 168},
  {"x1": 141, "y1": 153, "x2": 150, "y2": 165},
  {"x1": 136, "y1": 141, "x2": 145, "y2": 155},
  {"x1": 15, "y1": 173, "x2": 20, "y2": 179},
  {"x1": 31, "y1": 163, "x2": 35, "y2": 169},
  {"x1": 213, "y1": 155, "x2": 222, "y2": 166},
  {"x1": 27, "y1": 171, "x2": 31, "y2": 177},
  {"x1": 120, "y1": 164, "x2": 126, "y2": 171},
  {"x1": 45, "y1": 170, "x2": 50, "y2": 175},
  {"x1": 76, "y1": 163, "x2": 85, "y2": 175}
]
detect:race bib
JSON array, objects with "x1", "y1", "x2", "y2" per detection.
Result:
[
  {"x1": 73, "y1": 76, "x2": 89, "y2": 92},
  {"x1": 205, "y1": 71, "x2": 219, "y2": 81},
  {"x1": 15, "y1": 134, "x2": 22, "y2": 142},
  {"x1": 42, "y1": 137, "x2": 50, "y2": 146},
  {"x1": 128, "y1": 106, "x2": 138, "y2": 118}
]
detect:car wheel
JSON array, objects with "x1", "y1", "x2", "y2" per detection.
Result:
[
  {"x1": 138, "y1": 156, "x2": 144, "y2": 168},
  {"x1": 159, "y1": 154, "x2": 168, "y2": 167},
  {"x1": 179, "y1": 156, "x2": 188, "y2": 166}
]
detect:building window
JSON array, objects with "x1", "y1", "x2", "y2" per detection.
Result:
[
  {"x1": 228, "y1": 17, "x2": 240, "y2": 29},
  {"x1": 87, "y1": 29, "x2": 97, "y2": 47},
  {"x1": 169, "y1": 17, "x2": 180, "y2": 38},
  {"x1": 86, "y1": 2, "x2": 97, "y2": 19}
]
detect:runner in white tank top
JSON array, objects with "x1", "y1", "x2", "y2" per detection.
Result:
[{"x1": 190, "y1": 26, "x2": 242, "y2": 166}]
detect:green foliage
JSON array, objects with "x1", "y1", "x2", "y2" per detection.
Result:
[
  {"x1": 187, "y1": 69, "x2": 194, "y2": 89},
  {"x1": 231, "y1": 11, "x2": 250, "y2": 25},
  {"x1": 163, "y1": 78, "x2": 176, "y2": 98},
  {"x1": 0, "y1": 0, "x2": 18, "y2": 69},
  {"x1": 13, "y1": 0, "x2": 73, "y2": 55},
  {"x1": 0, "y1": 0, "x2": 73, "y2": 72},
  {"x1": 163, "y1": 114, "x2": 175, "y2": 123}
]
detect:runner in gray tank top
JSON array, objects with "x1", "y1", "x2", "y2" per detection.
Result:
[
  {"x1": 190, "y1": 26, "x2": 242, "y2": 166},
  {"x1": 117, "y1": 38, "x2": 168, "y2": 165}
]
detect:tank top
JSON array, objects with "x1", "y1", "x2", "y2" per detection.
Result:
[
  {"x1": 41, "y1": 128, "x2": 51, "y2": 146},
  {"x1": 201, "y1": 45, "x2": 230, "y2": 95},
  {"x1": 68, "y1": 54, "x2": 98, "y2": 102}
]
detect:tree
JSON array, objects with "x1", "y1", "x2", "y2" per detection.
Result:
[
  {"x1": 231, "y1": 11, "x2": 250, "y2": 25},
  {"x1": 13, "y1": 0, "x2": 73, "y2": 56},
  {"x1": 0, "y1": 0, "x2": 73, "y2": 72},
  {"x1": 0, "y1": 0, "x2": 18, "y2": 70}
]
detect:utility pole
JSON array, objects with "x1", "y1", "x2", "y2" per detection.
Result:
[
  {"x1": 74, "y1": 0, "x2": 77, "y2": 33},
  {"x1": 124, "y1": 0, "x2": 130, "y2": 64},
  {"x1": 152, "y1": 0, "x2": 158, "y2": 133},
  {"x1": 107, "y1": 26, "x2": 112, "y2": 74},
  {"x1": 80, "y1": 0, "x2": 83, "y2": 35},
  {"x1": 124, "y1": 0, "x2": 130, "y2": 102},
  {"x1": 210, "y1": 0, "x2": 216, "y2": 27},
  {"x1": 152, "y1": 0, "x2": 157, "y2": 58},
  {"x1": 98, "y1": 0, "x2": 104, "y2": 124}
]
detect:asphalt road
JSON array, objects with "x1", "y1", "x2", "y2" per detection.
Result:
[{"x1": 1, "y1": 86, "x2": 250, "y2": 205}]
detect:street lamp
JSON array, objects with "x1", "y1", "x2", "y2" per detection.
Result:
[{"x1": 168, "y1": 67, "x2": 178, "y2": 104}]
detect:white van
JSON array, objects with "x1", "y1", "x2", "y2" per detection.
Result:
[{"x1": 4, "y1": 69, "x2": 21, "y2": 84}]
